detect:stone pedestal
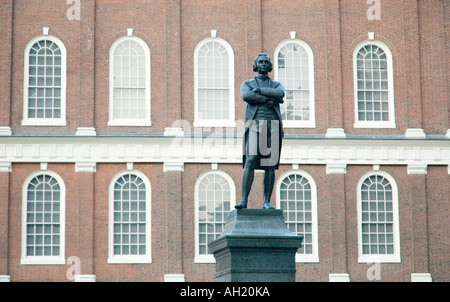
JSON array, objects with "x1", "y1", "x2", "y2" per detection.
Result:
[{"x1": 209, "y1": 209, "x2": 303, "y2": 282}]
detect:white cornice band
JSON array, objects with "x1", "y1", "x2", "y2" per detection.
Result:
[{"x1": 0, "y1": 137, "x2": 448, "y2": 174}]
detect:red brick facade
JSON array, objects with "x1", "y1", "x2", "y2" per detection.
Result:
[{"x1": 0, "y1": 0, "x2": 448, "y2": 282}]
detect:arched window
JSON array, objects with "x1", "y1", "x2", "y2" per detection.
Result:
[
  {"x1": 276, "y1": 170, "x2": 318, "y2": 262},
  {"x1": 194, "y1": 38, "x2": 235, "y2": 127},
  {"x1": 23, "y1": 36, "x2": 67, "y2": 126},
  {"x1": 108, "y1": 170, "x2": 152, "y2": 263},
  {"x1": 274, "y1": 40, "x2": 315, "y2": 128},
  {"x1": 195, "y1": 170, "x2": 235, "y2": 263},
  {"x1": 21, "y1": 171, "x2": 65, "y2": 264},
  {"x1": 353, "y1": 40, "x2": 395, "y2": 128},
  {"x1": 109, "y1": 36, "x2": 151, "y2": 126},
  {"x1": 357, "y1": 171, "x2": 400, "y2": 262}
]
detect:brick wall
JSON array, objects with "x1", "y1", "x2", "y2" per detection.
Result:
[{"x1": 0, "y1": 0, "x2": 448, "y2": 282}]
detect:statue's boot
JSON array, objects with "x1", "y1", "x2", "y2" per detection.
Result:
[
  {"x1": 235, "y1": 200, "x2": 247, "y2": 209},
  {"x1": 262, "y1": 201, "x2": 275, "y2": 209},
  {"x1": 262, "y1": 168, "x2": 275, "y2": 210}
]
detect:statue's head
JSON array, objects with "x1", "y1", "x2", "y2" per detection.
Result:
[{"x1": 253, "y1": 53, "x2": 273, "y2": 73}]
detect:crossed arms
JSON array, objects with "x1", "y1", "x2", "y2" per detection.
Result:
[{"x1": 240, "y1": 81, "x2": 285, "y2": 107}]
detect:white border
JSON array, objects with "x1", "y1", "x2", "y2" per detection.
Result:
[
  {"x1": 108, "y1": 36, "x2": 152, "y2": 127},
  {"x1": 22, "y1": 35, "x2": 67, "y2": 126},
  {"x1": 21, "y1": 170, "x2": 66, "y2": 265},
  {"x1": 353, "y1": 39, "x2": 396, "y2": 129},
  {"x1": 357, "y1": 170, "x2": 401, "y2": 263},
  {"x1": 276, "y1": 170, "x2": 319, "y2": 263},
  {"x1": 108, "y1": 169, "x2": 152, "y2": 264},
  {"x1": 194, "y1": 170, "x2": 236, "y2": 263},
  {"x1": 193, "y1": 37, "x2": 236, "y2": 128},
  {"x1": 274, "y1": 39, "x2": 315, "y2": 128}
]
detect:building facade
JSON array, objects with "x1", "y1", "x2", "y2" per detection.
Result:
[{"x1": 0, "y1": 0, "x2": 449, "y2": 282}]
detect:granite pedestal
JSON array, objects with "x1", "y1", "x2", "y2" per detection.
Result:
[{"x1": 208, "y1": 209, "x2": 303, "y2": 282}]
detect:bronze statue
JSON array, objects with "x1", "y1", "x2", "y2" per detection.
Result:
[{"x1": 235, "y1": 53, "x2": 285, "y2": 210}]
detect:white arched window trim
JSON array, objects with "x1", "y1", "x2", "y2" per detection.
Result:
[
  {"x1": 274, "y1": 39, "x2": 315, "y2": 128},
  {"x1": 357, "y1": 170, "x2": 401, "y2": 263},
  {"x1": 193, "y1": 37, "x2": 236, "y2": 128},
  {"x1": 108, "y1": 36, "x2": 151, "y2": 127},
  {"x1": 194, "y1": 170, "x2": 236, "y2": 263},
  {"x1": 21, "y1": 170, "x2": 66, "y2": 265},
  {"x1": 353, "y1": 39, "x2": 396, "y2": 129},
  {"x1": 276, "y1": 169, "x2": 319, "y2": 263},
  {"x1": 108, "y1": 169, "x2": 152, "y2": 264},
  {"x1": 22, "y1": 35, "x2": 67, "y2": 126}
]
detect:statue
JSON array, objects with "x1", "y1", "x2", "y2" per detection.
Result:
[{"x1": 235, "y1": 53, "x2": 285, "y2": 210}]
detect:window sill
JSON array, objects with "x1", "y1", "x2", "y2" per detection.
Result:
[
  {"x1": 295, "y1": 254, "x2": 319, "y2": 263},
  {"x1": 22, "y1": 119, "x2": 66, "y2": 126},
  {"x1": 354, "y1": 122, "x2": 396, "y2": 129},
  {"x1": 282, "y1": 120, "x2": 316, "y2": 128},
  {"x1": 194, "y1": 255, "x2": 215, "y2": 264},
  {"x1": 21, "y1": 256, "x2": 66, "y2": 265},
  {"x1": 358, "y1": 255, "x2": 401, "y2": 263},
  {"x1": 108, "y1": 256, "x2": 152, "y2": 264},
  {"x1": 193, "y1": 120, "x2": 236, "y2": 128},
  {"x1": 108, "y1": 120, "x2": 152, "y2": 127}
]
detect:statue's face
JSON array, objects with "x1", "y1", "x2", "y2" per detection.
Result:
[{"x1": 256, "y1": 57, "x2": 271, "y2": 74}]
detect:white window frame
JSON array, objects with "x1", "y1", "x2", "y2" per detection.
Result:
[
  {"x1": 353, "y1": 40, "x2": 396, "y2": 129},
  {"x1": 274, "y1": 39, "x2": 315, "y2": 128},
  {"x1": 357, "y1": 170, "x2": 401, "y2": 263},
  {"x1": 193, "y1": 37, "x2": 236, "y2": 128},
  {"x1": 194, "y1": 170, "x2": 236, "y2": 263},
  {"x1": 108, "y1": 170, "x2": 152, "y2": 264},
  {"x1": 276, "y1": 170, "x2": 319, "y2": 263},
  {"x1": 22, "y1": 35, "x2": 67, "y2": 126},
  {"x1": 108, "y1": 36, "x2": 151, "y2": 127},
  {"x1": 21, "y1": 170, "x2": 66, "y2": 265}
]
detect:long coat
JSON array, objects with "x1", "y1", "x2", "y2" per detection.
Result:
[{"x1": 240, "y1": 77, "x2": 285, "y2": 170}]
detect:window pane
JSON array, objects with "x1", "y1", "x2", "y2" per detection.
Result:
[
  {"x1": 278, "y1": 42, "x2": 311, "y2": 122},
  {"x1": 112, "y1": 173, "x2": 148, "y2": 256},
  {"x1": 112, "y1": 38, "x2": 149, "y2": 122},
  {"x1": 27, "y1": 39, "x2": 63, "y2": 120},
  {"x1": 25, "y1": 174, "x2": 62, "y2": 257},
  {"x1": 196, "y1": 41, "x2": 231, "y2": 122},
  {"x1": 360, "y1": 175, "x2": 396, "y2": 256},
  {"x1": 197, "y1": 173, "x2": 232, "y2": 255},
  {"x1": 279, "y1": 174, "x2": 315, "y2": 255},
  {"x1": 355, "y1": 44, "x2": 390, "y2": 123}
]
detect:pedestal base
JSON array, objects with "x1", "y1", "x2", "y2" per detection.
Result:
[{"x1": 209, "y1": 209, "x2": 303, "y2": 282}]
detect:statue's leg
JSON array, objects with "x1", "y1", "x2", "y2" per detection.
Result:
[
  {"x1": 262, "y1": 167, "x2": 275, "y2": 209},
  {"x1": 235, "y1": 155, "x2": 258, "y2": 209},
  {"x1": 262, "y1": 120, "x2": 276, "y2": 209}
]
